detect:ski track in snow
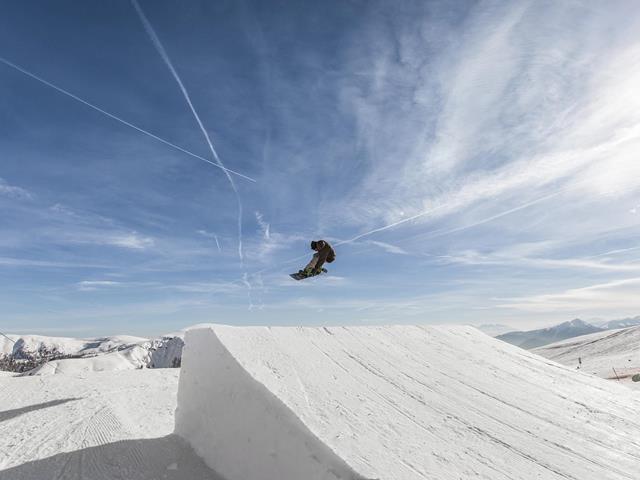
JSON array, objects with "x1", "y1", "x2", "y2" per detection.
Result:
[{"x1": 0, "y1": 370, "x2": 220, "y2": 480}]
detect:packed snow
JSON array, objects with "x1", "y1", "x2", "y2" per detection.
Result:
[
  {"x1": 0, "y1": 369, "x2": 219, "y2": 479},
  {"x1": 176, "y1": 324, "x2": 640, "y2": 480},
  {"x1": 534, "y1": 325, "x2": 640, "y2": 389}
]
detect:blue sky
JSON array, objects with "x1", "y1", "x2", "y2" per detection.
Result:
[{"x1": 1, "y1": 0, "x2": 640, "y2": 337}]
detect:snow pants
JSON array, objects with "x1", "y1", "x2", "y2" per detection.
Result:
[{"x1": 304, "y1": 253, "x2": 320, "y2": 271}]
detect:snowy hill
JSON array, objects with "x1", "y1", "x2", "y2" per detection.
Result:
[
  {"x1": 176, "y1": 324, "x2": 640, "y2": 480},
  {"x1": 533, "y1": 326, "x2": 640, "y2": 389},
  {"x1": 496, "y1": 318, "x2": 604, "y2": 349},
  {"x1": 0, "y1": 333, "x2": 184, "y2": 374}
]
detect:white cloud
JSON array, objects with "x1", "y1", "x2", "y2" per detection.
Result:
[
  {"x1": 366, "y1": 240, "x2": 408, "y2": 255},
  {"x1": 441, "y1": 248, "x2": 640, "y2": 273},
  {"x1": 77, "y1": 280, "x2": 121, "y2": 291},
  {"x1": 0, "y1": 178, "x2": 32, "y2": 200},
  {"x1": 105, "y1": 233, "x2": 155, "y2": 250},
  {"x1": 255, "y1": 211, "x2": 270, "y2": 240},
  {"x1": 0, "y1": 257, "x2": 110, "y2": 269},
  {"x1": 497, "y1": 278, "x2": 640, "y2": 315},
  {"x1": 164, "y1": 282, "x2": 242, "y2": 294}
]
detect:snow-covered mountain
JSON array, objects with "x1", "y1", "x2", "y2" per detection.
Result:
[
  {"x1": 0, "y1": 333, "x2": 184, "y2": 375},
  {"x1": 597, "y1": 315, "x2": 640, "y2": 330},
  {"x1": 533, "y1": 325, "x2": 640, "y2": 388},
  {"x1": 496, "y1": 318, "x2": 604, "y2": 349}
]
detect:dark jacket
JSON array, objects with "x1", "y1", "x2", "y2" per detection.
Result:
[{"x1": 314, "y1": 240, "x2": 336, "y2": 269}]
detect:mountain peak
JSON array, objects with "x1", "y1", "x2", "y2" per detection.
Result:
[{"x1": 566, "y1": 318, "x2": 591, "y2": 328}]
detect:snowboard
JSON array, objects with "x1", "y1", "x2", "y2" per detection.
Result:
[{"x1": 290, "y1": 268, "x2": 328, "y2": 281}]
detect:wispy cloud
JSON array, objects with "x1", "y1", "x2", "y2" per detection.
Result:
[
  {"x1": 104, "y1": 233, "x2": 155, "y2": 250},
  {"x1": 77, "y1": 280, "x2": 121, "y2": 291},
  {"x1": 366, "y1": 240, "x2": 408, "y2": 255},
  {"x1": 442, "y1": 249, "x2": 640, "y2": 273},
  {"x1": 331, "y1": 1, "x2": 640, "y2": 242},
  {"x1": 37, "y1": 203, "x2": 155, "y2": 251},
  {"x1": 163, "y1": 281, "x2": 242, "y2": 294},
  {"x1": 255, "y1": 211, "x2": 271, "y2": 240},
  {"x1": 0, "y1": 177, "x2": 32, "y2": 200},
  {"x1": 0, "y1": 257, "x2": 111, "y2": 269},
  {"x1": 497, "y1": 278, "x2": 640, "y2": 315}
]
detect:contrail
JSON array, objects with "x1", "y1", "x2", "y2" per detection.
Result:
[
  {"x1": 409, "y1": 190, "x2": 565, "y2": 242},
  {"x1": 590, "y1": 245, "x2": 640, "y2": 259},
  {"x1": 335, "y1": 203, "x2": 450, "y2": 246},
  {"x1": 131, "y1": 0, "x2": 245, "y2": 263},
  {"x1": 0, "y1": 56, "x2": 255, "y2": 183}
]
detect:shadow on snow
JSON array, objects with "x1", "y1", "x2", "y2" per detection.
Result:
[
  {"x1": 0, "y1": 398, "x2": 81, "y2": 423},
  {"x1": 0, "y1": 434, "x2": 224, "y2": 480}
]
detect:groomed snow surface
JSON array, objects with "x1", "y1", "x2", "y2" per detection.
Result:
[
  {"x1": 0, "y1": 369, "x2": 220, "y2": 479},
  {"x1": 2, "y1": 325, "x2": 640, "y2": 480},
  {"x1": 534, "y1": 325, "x2": 640, "y2": 389},
  {"x1": 176, "y1": 325, "x2": 640, "y2": 480}
]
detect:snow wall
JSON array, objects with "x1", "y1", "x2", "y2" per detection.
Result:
[
  {"x1": 174, "y1": 326, "x2": 364, "y2": 480},
  {"x1": 175, "y1": 325, "x2": 640, "y2": 480}
]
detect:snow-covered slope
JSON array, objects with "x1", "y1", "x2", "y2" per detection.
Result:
[
  {"x1": 22, "y1": 344, "x2": 150, "y2": 376},
  {"x1": 0, "y1": 369, "x2": 219, "y2": 479},
  {"x1": 176, "y1": 325, "x2": 640, "y2": 480},
  {"x1": 533, "y1": 326, "x2": 640, "y2": 388},
  {"x1": 0, "y1": 333, "x2": 184, "y2": 374}
]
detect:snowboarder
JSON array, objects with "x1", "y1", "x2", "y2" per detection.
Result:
[{"x1": 294, "y1": 240, "x2": 336, "y2": 279}]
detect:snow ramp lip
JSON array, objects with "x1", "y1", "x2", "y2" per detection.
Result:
[{"x1": 174, "y1": 325, "x2": 370, "y2": 480}]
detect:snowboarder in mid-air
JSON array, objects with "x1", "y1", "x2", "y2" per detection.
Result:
[{"x1": 291, "y1": 240, "x2": 336, "y2": 280}]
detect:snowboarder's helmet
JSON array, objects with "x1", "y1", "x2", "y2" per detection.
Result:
[{"x1": 310, "y1": 240, "x2": 318, "y2": 250}]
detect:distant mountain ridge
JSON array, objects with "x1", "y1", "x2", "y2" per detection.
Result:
[
  {"x1": 0, "y1": 333, "x2": 184, "y2": 374},
  {"x1": 496, "y1": 319, "x2": 605, "y2": 349},
  {"x1": 596, "y1": 315, "x2": 640, "y2": 330}
]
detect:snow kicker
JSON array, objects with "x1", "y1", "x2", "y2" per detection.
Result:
[{"x1": 175, "y1": 325, "x2": 640, "y2": 480}]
